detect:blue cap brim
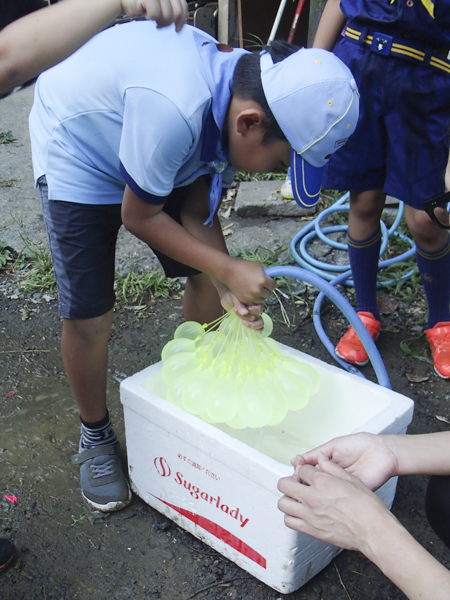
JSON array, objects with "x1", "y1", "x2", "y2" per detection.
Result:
[{"x1": 291, "y1": 149, "x2": 324, "y2": 209}]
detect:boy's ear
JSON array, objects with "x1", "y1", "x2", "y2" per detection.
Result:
[{"x1": 235, "y1": 107, "x2": 266, "y2": 136}]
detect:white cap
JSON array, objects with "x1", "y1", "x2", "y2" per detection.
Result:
[{"x1": 261, "y1": 47, "x2": 359, "y2": 207}]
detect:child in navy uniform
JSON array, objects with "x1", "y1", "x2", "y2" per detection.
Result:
[
  {"x1": 311, "y1": 0, "x2": 450, "y2": 377},
  {"x1": 29, "y1": 21, "x2": 359, "y2": 512}
]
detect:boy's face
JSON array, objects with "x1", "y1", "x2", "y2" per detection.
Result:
[{"x1": 229, "y1": 131, "x2": 291, "y2": 175}]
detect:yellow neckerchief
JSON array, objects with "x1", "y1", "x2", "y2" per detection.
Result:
[{"x1": 389, "y1": 0, "x2": 434, "y2": 18}]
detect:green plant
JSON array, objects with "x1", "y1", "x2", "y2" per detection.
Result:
[
  {"x1": 0, "y1": 242, "x2": 12, "y2": 269},
  {"x1": 230, "y1": 244, "x2": 288, "y2": 267},
  {"x1": 399, "y1": 336, "x2": 433, "y2": 365},
  {"x1": 0, "y1": 130, "x2": 16, "y2": 144},
  {"x1": 15, "y1": 235, "x2": 57, "y2": 294},
  {"x1": 114, "y1": 267, "x2": 180, "y2": 305},
  {"x1": 234, "y1": 170, "x2": 288, "y2": 182}
]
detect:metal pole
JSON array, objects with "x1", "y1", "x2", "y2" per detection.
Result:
[{"x1": 268, "y1": 0, "x2": 288, "y2": 43}]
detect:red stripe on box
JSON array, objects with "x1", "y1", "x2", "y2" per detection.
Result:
[{"x1": 152, "y1": 495, "x2": 266, "y2": 569}]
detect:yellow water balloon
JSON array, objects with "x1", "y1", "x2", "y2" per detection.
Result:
[
  {"x1": 275, "y1": 370, "x2": 310, "y2": 411},
  {"x1": 206, "y1": 378, "x2": 239, "y2": 423},
  {"x1": 157, "y1": 312, "x2": 320, "y2": 427},
  {"x1": 238, "y1": 379, "x2": 273, "y2": 428},
  {"x1": 161, "y1": 352, "x2": 199, "y2": 385},
  {"x1": 174, "y1": 321, "x2": 205, "y2": 340},
  {"x1": 167, "y1": 378, "x2": 186, "y2": 409},
  {"x1": 161, "y1": 337, "x2": 196, "y2": 363},
  {"x1": 264, "y1": 378, "x2": 288, "y2": 426},
  {"x1": 226, "y1": 413, "x2": 247, "y2": 429},
  {"x1": 182, "y1": 370, "x2": 214, "y2": 415},
  {"x1": 278, "y1": 355, "x2": 320, "y2": 395},
  {"x1": 261, "y1": 313, "x2": 273, "y2": 338}
]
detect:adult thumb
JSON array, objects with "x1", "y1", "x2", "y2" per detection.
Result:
[{"x1": 317, "y1": 455, "x2": 350, "y2": 480}]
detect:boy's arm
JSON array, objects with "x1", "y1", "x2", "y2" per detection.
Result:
[
  {"x1": 0, "y1": 0, "x2": 187, "y2": 96},
  {"x1": 121, "y1": 185, "x2": 275, "y2": 307},
  {"x1": 312, "y1": 0, "x2": 347, "y2": 50}
]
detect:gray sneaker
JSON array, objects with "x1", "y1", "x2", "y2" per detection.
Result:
[{"x1": 71, "y1": 442, "x2": 132, "y2": 512}]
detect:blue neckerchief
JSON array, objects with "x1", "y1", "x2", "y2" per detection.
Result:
[{"x1": 195, "y1": 34, "x2": 247, "y2": 225}]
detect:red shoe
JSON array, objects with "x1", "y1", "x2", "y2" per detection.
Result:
[
  {"x1": 426, "y1": 322, "x2": 450, "y2": 379},
  {"x1": 335, "y1": 311, "x2": 382, "y2": 366}
]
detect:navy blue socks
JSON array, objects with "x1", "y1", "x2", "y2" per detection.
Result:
[
  {"x1": 416, "y1": 236, "x2": 450, "y2": 328},
  {"x1": 347, "y1": 228, "x2": 382, "y2": 321}
]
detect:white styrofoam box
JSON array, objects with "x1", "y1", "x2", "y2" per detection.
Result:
[{"x1": 120, "y1": 343, "x2": 414, "y2": 594}]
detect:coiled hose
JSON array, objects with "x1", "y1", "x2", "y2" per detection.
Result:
[{"x1": 266, "y1": 194, "x2": 416, "y2": 387}]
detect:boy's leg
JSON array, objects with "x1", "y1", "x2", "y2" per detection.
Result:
[
  {"x1": 63, "y1": 311, "x2": 132, "y2": 511},
  {"x1": 61, "y1": 311, "x2": 113, "y2": 424},
  {"x1": 335, "y1": 188, "x2": 385, "y2": 365},
  {"x1": 347, "y1": 188, "x2": 386, "y2": 319},
  {"x1": 404, "y1": 205, "x2": 450, "y2": 379},
  {"x1": 184, "y1": 272, "x2": 223, "y2": 324},
  {"x1": 39, "y1": 180, "x2": 131, "y2": 511}
]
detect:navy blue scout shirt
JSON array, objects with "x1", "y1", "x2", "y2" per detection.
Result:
[{"x1": 339, "y1": 0, "x2": 450, "y2": 46}]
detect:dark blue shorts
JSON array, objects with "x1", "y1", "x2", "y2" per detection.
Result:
[
  {"x1": 322, "y1": 37, "x2": 450, "y2": 207},
  {"x1": 39, "y1": 178, "x2": 200, "y2": 319}
]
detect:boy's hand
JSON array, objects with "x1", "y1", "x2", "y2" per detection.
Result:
[
  {"x1": 220, "y1": 290, "x2": 264, "y2": 331},
  {"x1": 121, "y1": 0, "x2": 188, "y2": 31},
  {"x1": 214, "y1": 280, "x2": 264, "y2": 330},
  {"x1": 222, "y1": 259, "x2": 275, "y2": 306}
]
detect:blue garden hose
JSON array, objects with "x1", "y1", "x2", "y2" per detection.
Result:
[
  {"x1": 290, "y1": 192, "x2": 416, "y2": 286},
  {"x1": 264, "y1": 266, "x2": 391, "y2": 389},
  {"x1": 280, "y1": 193, "x2": 416, "y2": 384}
]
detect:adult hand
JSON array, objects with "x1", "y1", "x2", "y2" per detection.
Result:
[
  {"x1": 278, "y1": 456, "x2": 394, "y2": 552},
  {"x1": 121, "y1": 0, "x2": 188, "y2": 31},
  {"x1": 291, "y1": 432, "x2": 399, "y2": 492}
]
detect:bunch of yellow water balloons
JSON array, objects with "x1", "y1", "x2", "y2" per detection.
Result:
[{"x1": 143, "y1": 311, "x2": 320, "y2": 429}]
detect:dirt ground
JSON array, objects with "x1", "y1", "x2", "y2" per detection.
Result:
[{"x1": 1, "y1": 87, "x2": 450, "y2": 600}]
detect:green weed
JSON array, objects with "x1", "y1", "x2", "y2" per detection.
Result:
[
  {"x1": 0, "y1": 130, "x2": 16, "y2": 144},
  {"x1": 114, "y1": 267, "x2": 180, "y2": 305},
  {"x1": 0, "y1": 242, "x2": 12, "y2": 269},
  {"x1": 234, "y1": 171, "x2": 288, "y2": 183},
  {"x1": 15, "y1": 236, "x2": 57, "y2": 294},
  {"x1": 230, "y1": 244, "x2": 289, "y2": 267}
]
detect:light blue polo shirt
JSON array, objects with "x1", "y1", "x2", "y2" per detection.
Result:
[{"x1": 29, "y1": 22, "x2": 247, "y2": 211}]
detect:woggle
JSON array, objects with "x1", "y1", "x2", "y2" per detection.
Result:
[{"x1": 143, "y1": 311, "x2": 320, "y2": 428}]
